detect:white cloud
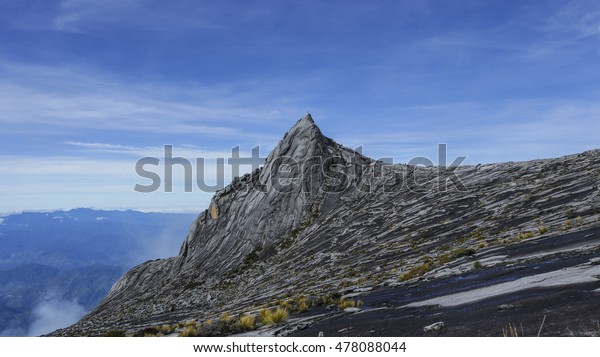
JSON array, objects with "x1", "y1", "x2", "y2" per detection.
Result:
[
  {"x1": 0, "y1": 60, "x2": 306, "y2": 137},
  {"x1": 26, "y1": 296, "x2": 86, "y2": 336},
  {"x1": 10, "y1": 0, "x2": 227, "y2": 34},
  {"x1": 62, "y1": 141, "x2": 242, "y2": 160},
  {"x1": 0, "y1": 151, "x2": 262, "y2": 213},
  {"x1": 337, "y1": 98, "x2": 600, "y2": 164},
  {"x1": 546, "y1": 1, "x2": 600, "y2": 39}
]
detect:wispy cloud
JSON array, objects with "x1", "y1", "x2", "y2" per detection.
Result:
[
  {"x1": 0, "y1": 149, "x2": 262, "y2": 213},
  {"x1": 0, "y1": 1, "x2": 598, "y2": 213},
  {"x1": 10, "y1": 0, "x2": 229, "y2": 34},
  {"x1": 338, "y1": 98, "x2": 600, "y2": 164},
  {"x1": 26, "y1": 294, "x2": 86, "y2": 336},
  {"x1": 545, "y1": 1, "x2": 600, "y2": 39},
  {"x1": 0, "y1": 60, "x2": 307, "y2": 138},
  {"x1": 62, "y1": 141, "x2": 244, "y2": 159}
]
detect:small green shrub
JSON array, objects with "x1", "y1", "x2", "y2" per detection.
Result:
[
  {"x1": 473, "y1": 261, "x2": 483, "y2": 270},
  {"x1": 184, "y1": 319, "x2": 198, "y2": 328},
  {"x1": 259, "y1": 307, "x2": 288, "y2": 325},
  {"x1": 270, "y1": 307, "x2": 289, "y2": 323},
  {"x1": 180, "y1": 326, "x2": 198, "y2": 337},
  {"x1": 298, "y1": 301, "x2": 309, "y2": 312},
  {"x1": 239, "y1": 315, "x2": 256, "y2": 331},
  {"x1": 339, "y1": 299, "x2": 356, "y2": 309},
  {"x1": 159, "y1": 324, "x2": 175, "y2": 334},
  {"x1": 339, "y1": 280, "x2": 353, "y2": 288},
  {"x1": 258, "y1": 308, "x2": 272, "y2": 325},
  {"x1": 317, "y1": 292, "x2": 341, "y2": 306},
  {"x1": 220, "y1": 312, "x2": 232, "y2": 324},
  {"x1": 515, "y1": 231, "x2": 535, "y2": 241},
  {"x1": 450, "y1": 247, "x2": 476, "y2": 259},
  {"x1": 437, "y1": 253, "x2": 451, "y2": 264},
  {"x1": 398, "y1": 262, "x2": 432, "y2": 281},
  {"x1": 296, "y1": 296, "x2": 311, "y2": 313},
  {"x1": 538, "y1": 226, "x2": 549, "y2": 235},
  {"x1": 279, "y1": 299, "x2": 293, "y2": 312}
]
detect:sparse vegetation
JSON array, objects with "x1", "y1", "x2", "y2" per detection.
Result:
[
  {"x1": 220, "y1": 312, "x2": 233, "y2": 324},
  {"x1": 339, "y1": 298, "x2": 356, "y2": 309},
  {"x1": 159, "y1": 324, "x2": 175, "y2": 335},
  {"x1": 450, "y1": 247, "x2": 476, "y2": 259},
  {"x1": 473, "y1": 260, "x2": 484, "y2": 270},
  {"x1": 538, "y1": 226, "x2": 549, "y2": 235},
  {"x1": 258, "y1": 308, "x2": 271, "y2": 324},
  {"x1": 515, "y1": 231, "x2": 535, "y2": 241},
  {"x1": 561, "y1": 219, "x2": 572, "y2": 231},
  {"x1": 297, "y1": 300, "x2": 309, "y2": 312},
  {"x1": 270, "y1": 307, "x2": 289, "y2": 323},
  {"x1": 338, "y1": 298, "x2": 363, "y2": 310},
  {"x1": 180, "y1": 325, "x2": 199, "y2": 337},
  {"x1": 239, "y1": 314, "x2": 256, "y2": 331},
  {"x1": 317, "y1": 292, "x2": 342, "y2": 306},
  {"x1": 398, "y1": 262, "x2": 432, "y2": 281},
  {"x1": 339, "y1": 279, "x2": 353, "y2": 288},
  {"x1": 296, "y1": 296, "x2": 311, "y2": 313},
  {"x1": 184, "y1": 320, "x2": 198, "y2": 329},
  {"x1": 258, "y1": 307, "x2": 288, "y2": 325},
  {"x1": 279, "y1": 299, "x2": 293, "y2": 312},
  {"x1": 436, "y1": 246, "x2": 477, "y2": 266}
]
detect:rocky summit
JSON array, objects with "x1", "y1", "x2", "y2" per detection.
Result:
[{"x1": 52, "y1": 114, "x2": 600, "y2": 337}]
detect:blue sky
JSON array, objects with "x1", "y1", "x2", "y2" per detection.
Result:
[{"x1": 0, "y1": 0, "x2": 599, "y2": 213}]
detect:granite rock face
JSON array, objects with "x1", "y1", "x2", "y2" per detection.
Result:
[{"x1": 53, "y1": 114, "x2": 600, "y2": 336}]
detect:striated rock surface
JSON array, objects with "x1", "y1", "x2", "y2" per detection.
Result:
[{"x1": 52, "y1": 114, "x2": 600, "y2": 337}]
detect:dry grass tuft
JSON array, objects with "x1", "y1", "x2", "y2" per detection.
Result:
[
  {"x1": 502, "y1": 323, "x2": 519, "y2": 337},
  {"x1": 239, "y1": 315, "x2": 256, "y2": 331}
]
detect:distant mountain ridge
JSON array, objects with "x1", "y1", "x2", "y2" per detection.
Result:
[
  {"x1": 0, "y1": 208, "x2": 196, "y2": 336},
  {"x1": 0, "y1": 208, "x2": 196, "y2": 270}
]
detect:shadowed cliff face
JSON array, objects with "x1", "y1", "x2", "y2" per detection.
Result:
[{"x1": 53, "y1": 115, "x2": 600, "y2": 336}]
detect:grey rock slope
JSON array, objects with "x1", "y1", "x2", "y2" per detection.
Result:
[{"x1": 53, "y1": 114, "x2": 600, "y2": 336}]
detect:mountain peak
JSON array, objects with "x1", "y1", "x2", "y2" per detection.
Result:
[
  {"x1": 266, "y1": 113, "x2": 328, "y2": 164},
  {"x1": 298, "y1": 112, "x2": 314, "y2": 124},
  {"x1": 287, "y1": 112, "x2": 320, "y2": 138}
]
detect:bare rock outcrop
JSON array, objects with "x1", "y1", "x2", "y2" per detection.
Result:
[{"x1": 52, "y1": 114, "x2": 600, "y2": 336}]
